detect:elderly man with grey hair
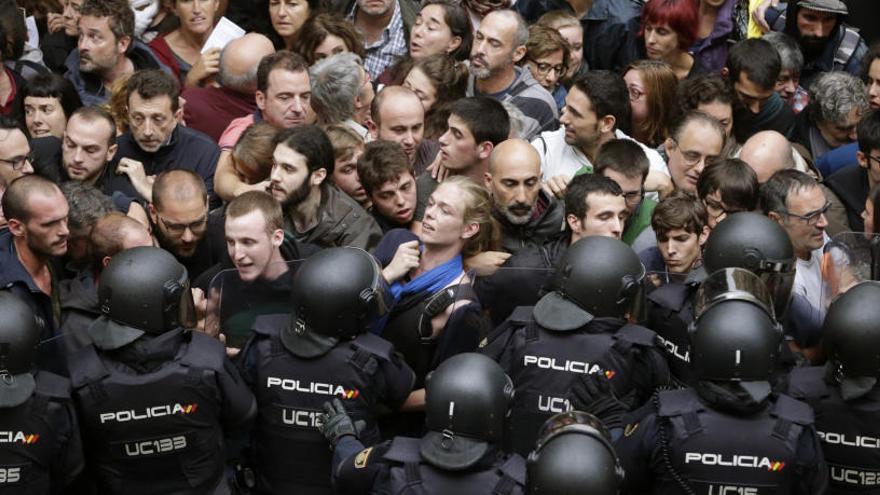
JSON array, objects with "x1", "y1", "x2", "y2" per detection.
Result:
[
  {"x1": 763, "y1": 32, "x2": 808, "y2": 113},
  {"x1": 791, "y1": 71, "x2": 870, "y2": 160},
  {"x1": 465, "y1": 9, "x2": 557, "y2": 141},
  {"x1": 309, "y1": 52, "x2": 374, "y2": 139},
  {"x1": 181, "y1": 33, "x2": 276, "y2": 142}
]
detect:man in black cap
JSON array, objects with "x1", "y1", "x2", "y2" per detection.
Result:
[
  {"x1": 321, "y1": 353, "x2": 526, "y2": 495},
  {"x1": 764, "y1": 0, "x2": 868, "y2": 88},
  {"x1": 481, "y1": 236, "x2": 670, "y2": 456},
  {"x1": 239, "y1": 247, "x2": 415, "y2": 494}
]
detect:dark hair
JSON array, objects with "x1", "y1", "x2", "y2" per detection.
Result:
[
  {"x1": 652, "y1": 190, "x2": 707, "y2": 237},
  {"x1": 2, "y1": 174, "x2": 62, "y2": 223},
  {"x1": 60, "y1": 181, "x2": 114, "y2": 232},
  {"x1": 0, "y1": 0, "x2": 26, "y2": 61},
  {"x1": 697, "y1": 158, "x2": 759, "y2": 212},
  {"x1": 564, "y1": 173, "x2": 623, "y2": 221},
  {"x1": 594, "y1": 139, "x2": 650, "y2": 182},
  {"x1": 758, "y1": 169, "x2": 818, "y2": 215},
  {"x1": 726, "y1": 38, "x2": 781, "y2": 91},
  {"x1": 0, "y1": 115, "x2": 20, "y2": 132},
  {"x1": 69, "y1": 106, "x2": 117, "y2": 147},
  {"x1": 294, "y1": 13, "x2": 365, "y2": 65},
  {"x1": 639, "y1": 0, "x2": 699, "y2": 50},
  {"x1": 23, "y1": 73, "x2": 83, "y2": 121},
  {"x1": 859, "y1": 109, "x2": 880, "y2": 155},
  {"x1": 670, "y1": 111, "x2": 726, "y2": 143},
  {"x1": 448, "y1": 97, "x2": 510, "y2": 146},
  {"x1": 572, "y1": 70, "x2": 632, "y2": 134},
  {"x1": 862, "y1": 42, "x2": 880, "y2": 83},
  {"x1": 275, "y1": 124, "x2": 335, "y2": 176},
  {"x1": 676, "y1": 74, "x2": 734, "y2": 120},
  {"x1": 358, "y1": 140, "x2": 413, "y2": 195},
  {"x1": 409, "y1": 54, "x2": 468, "y2": 139},
  {"x1": 257, "y1": 51, "x2": 309, "y2": 94},
  {"x1": 869, "y1": 182, "x2": 880, "y2": 235},
  {"x1": 419, "y1": 0, "x2": 473, "y2": 61},
  {"x1": 125, "y1": 69, "x2": 180, "y2": 112},
  {"x1": 80, "y1": 0, "x2": 134, "y2": 42}
]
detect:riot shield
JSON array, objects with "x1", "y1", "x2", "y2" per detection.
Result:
[
  {"x1": 205, "y1": 260, "x2": 301, "y2": 350},
  {"x1": 820, "y1": 232, "x2": 880, "y2": 309}
]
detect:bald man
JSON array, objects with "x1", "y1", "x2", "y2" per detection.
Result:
[
  {"x1": 182, "y1": 33, "x2": 276, "y2": 142},
  {"x1": 738, "y1": 131, "x2": 797, "y2": 183},
  {"x1": 149, "y1": 169, "x2": 227, "y2": 280},
  {"x1": 485, "y1": 139, "x2": 564, "y2": 254},
  {"x1": 369, "y1": 85, "x2": 439, "y2": 175}
]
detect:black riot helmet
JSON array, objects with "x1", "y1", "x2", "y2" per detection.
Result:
[
  {"x1": 96, "y1": 247, "x2": 195, "y2": 343},
  {"x1": 527, "y1": 411, "x2": 624, "y2": 495},
  {"x1": 420, "y1": 353, "x2": 515, "y2": 471},
  {"x1": 0, "y1": 293, "x2": 41, "y2": 407},
  {"x1": 533, "y1": 236, "x2": 645, "y2": 331},
  {"x1": 689, "y1": 268, "x2": 783, "y2": 383},
  {"x1": 823, "y1": 282, "x2": 880, "y2": 379},
  {"x1": 703, "y1": 212, "x2": 796, "y2": 317},
  {"x1": 281, "y1": 247, "x2": 387, "y2": 358}
]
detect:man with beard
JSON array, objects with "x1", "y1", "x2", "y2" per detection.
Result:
[
  {"x1": 269, "y1": 125, "x2": 382, "y2": 250},
  {"x1": 485, "y1": 139, "x2": 564, "y2": 255},
  {"x1": 64, "y1": 0, "x2": 168, "y2": 106},
  {"x1": 764, "y1": 0, "x2": 868, "y2": 89},
  {"x1": 148, "y1": 169, "x2": 227, "y2": 281},
  {"x1": 466, "y1": 9, "x2": 557, "y2": 140},
  {"x1": 0, "y1": 175, "x2": 69, "y2": 372}
]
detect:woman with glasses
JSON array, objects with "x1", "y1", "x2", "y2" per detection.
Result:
[
  {"x1": 696, "y1": 158, "x2": 759, "y2": 231},
  {"x1": 640, "y1": 0, "x2": 709, "y2": 80},
  {"x1": 623, "y1": 60, "x2": 678, "y2": 148},
  {"x1": 519, "y1": 24, "x2": 569, "y2": 114}
]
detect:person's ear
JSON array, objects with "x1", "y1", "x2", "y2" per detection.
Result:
[
  {"x1": 446, "y1": 36, "x2": 462, "y2": 54},
  {"x1": 664, "y1": 137, "x2": 674, "y2": 157},
  {"x1": 117, "y1": 34, "x2": 132, "y2": 55},
  {"x1": 512, "y1": 44, "x2": 527, "y2": 63},
  {"x1": 699, "y1": 224, "x2": 711, "y2": 246},
  {"x1": 461, "y1": 221, "x2": 480, "y2": 240},
  {"x1": 255, "y1": 90, "x2": 266, "y2": 111},
  {"x1": 311, "y1": 168, "x2": 327, "y2": 186},
  {"x1": 566, "y1": 213, "x2": 581, "y2": 233},
  {"x1": 6, "y1": 218, "x2": 25, "y2": 237},
  {"x1": 106, "y1": 142, "x2": 118, "y2": 163},
  {"x1": 721, "y1": 67, "x2": 729, "y2": 78},
  {"x1": 271, "y1": 228, "x2": 284, "y2": 247},
  {"x1": 483, "y1": 172, "x2": 493, "y2": 190},
  {"x1": 767, "y1": 210, "x2": 783, "y2": 224},
  {"x1": 477, "y1": 142, "x2": 494, "y2": 162},
  {"x1": 148, "y1": 203, "x2": 158, "y2": 224},
  {"x1": 598, "y1": 114, "x2": 616, "y2": 135},
  {"x1": 367, "y1": 119, "x2": 379, "y2": 139},
  {"x1": 857, "y1": 150, "x2": 868, "y2": 169}
]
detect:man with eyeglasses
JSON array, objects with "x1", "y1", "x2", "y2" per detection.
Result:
[
  {"x1": 0, "y1": 118, "x2": 35, "y2": 185},
  {"x1": 148, "y1": 170, "x2": 226, "y2": 281},
  {"x1": 485, "y1": 139, "x2": 564, "y2": 255},
  {"x1": 664, "y1": 112, "x2": 725, "y2": 195},
  {"x1": 592, "y1": 139, "x2": 655, "y2": 251},
  {"x1": 822, "y1": 108, "x2": 880, "y2": 233},
  {"x1": 104, "y1": 70, "x2": 221, "y2": 207},
  {"x1": 696, "y1": 158, "x2": 760, "y2": 232},
  {"x1": 761, "y1": 169, "x2": 830, "y2": 316}
]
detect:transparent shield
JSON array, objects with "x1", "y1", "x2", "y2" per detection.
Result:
[
  {"x1": 820, "y1": 232, "x2": 880, "y2": 310},
  {"x1": 205, "y1": 260, "x2": 302, "y2": 349},
  {"x1": 473, "y1": 265, "x2": 555, "y2": 328},
  {"x1": 694, "y1": 267, "x2": 776, "y2": 321}
]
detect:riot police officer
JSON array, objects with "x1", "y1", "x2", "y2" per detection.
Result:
[
  {"x1": 68, "y1": 247, "x2": 256, "y2": 494},
  {"x1": 645, "y1": 212, "x2": 797, "y2": 385},
  {"x1": 323, "y1": 352, "x2": 526, "y2": 495},
  {"x1": 0, "y1": 292, "x2": 84, "y2": 494},
  {"x1": 482, "y1": 235, "x2": 671, "y2": 456},
  {"x1": 239, "y1": 247, "x2": 415, "y2": 494},
  {"x1": 787, "y1": 281, "x2": 880, "y2": 494},
  {"x1": 527, "y1": 411, "x2": 624, "y2": 495},
  {"x1": 616, "y1": 268, "x2": 828, "y2": 494}
]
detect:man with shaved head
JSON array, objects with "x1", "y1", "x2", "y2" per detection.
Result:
[
  {"x1": 486, "y1": 139, "x2": 563, "y2": 254},
  {"x1": 369, "y1": 85, "x2": 438, "y2": 175},
  {"x1": 0, "y1": 175, "x2": 69, "y2": 370},
  {"x1": 149, "y1": 169, "x2": 227, "y2": 279},
  {"x1": 183, "y1": 33, "x2": 276, "y2": 142},
  {"x1": 739, "y1": 131, "x2": 797, "y2": 184}
]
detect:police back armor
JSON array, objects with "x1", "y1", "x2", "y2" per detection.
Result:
[
  {"x1": 246, "y1": 314, "x2": 414, "y2": 494},
  {"x1": 652, "y1": 388, "x2": 814, "y2": 494},
  {"x1": 645, "y1": 281, "x2": 698, "y2": 386},
  {"x1": 788, "y1": 366, "x2": 880, "y2": 494},
  {"x1": 380, "y1": 436, "x2": 525, "y2": 495},
  {"x1": 483, "y1": 307, "x2": 664, "y2": 456},
  {"x1": 0, "y1": 372, "x2": 82, "y2": 494},
  {"x1": 69, "y1": 332, "x2": 229, "y2": 494}
]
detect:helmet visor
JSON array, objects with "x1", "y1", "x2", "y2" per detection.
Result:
[
  {"x1": 534, "y1": 411, "x2": 611, "y2": 452},
  {"x1": 695, "y1": 268, "x2": 776, "y2": 321},
  {"x1": 176, "y1": 276, "x2": 197, "y2": 330}
]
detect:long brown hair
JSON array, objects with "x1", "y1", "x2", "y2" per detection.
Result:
[{"x1": 625, "y1": 59, "x2": 678, "y2": 147}]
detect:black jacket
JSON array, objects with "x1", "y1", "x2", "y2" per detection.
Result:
[{"x1": 824, "y1": 163, "x2": 869, "y2": 232}]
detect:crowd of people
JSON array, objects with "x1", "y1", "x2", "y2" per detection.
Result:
[{"x1": 1, "y1": 0, "x2": 880, "y2": 492}]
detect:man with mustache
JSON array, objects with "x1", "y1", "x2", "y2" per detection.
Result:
[
  {"x1": 64, "y1": 0, "x2": 168, "y2": 106},
  {"x1": 763, "y1": 0, "x2": 868, "y2": 89},
  {"x1": 485, "y1": 139, "x2": 564, "y2": 255}
]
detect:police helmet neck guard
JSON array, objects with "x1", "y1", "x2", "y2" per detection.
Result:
[
  {"x1": 0, "y1": 293, "x2": 41, "y2": 407},
  {"x1": 823, "y1": 281, "x2": 880, "y2": 379}
]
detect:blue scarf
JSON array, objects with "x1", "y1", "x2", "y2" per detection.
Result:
[{"x1": 388, "y1": 254, "x2": 464, "y2": 304}]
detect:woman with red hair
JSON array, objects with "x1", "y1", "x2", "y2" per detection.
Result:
[{"x1": 640, "y1": 0, "x2": 707, "y2": 80}]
